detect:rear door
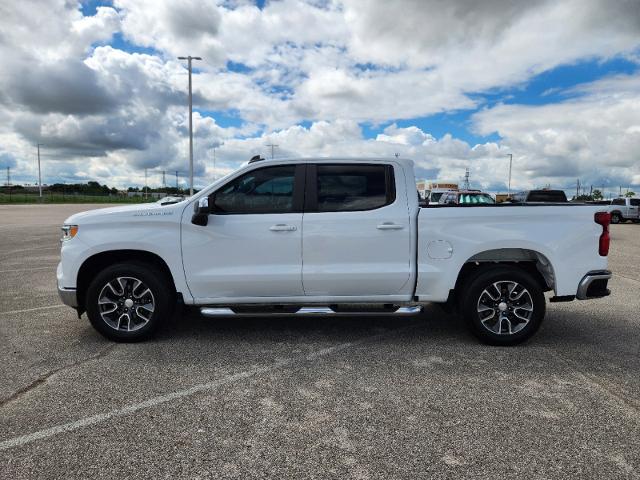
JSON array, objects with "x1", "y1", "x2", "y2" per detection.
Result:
[{"x1": 301, "y1": 163, "x2": 412, "y2": 296}]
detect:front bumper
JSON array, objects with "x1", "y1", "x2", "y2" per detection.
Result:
[
  {"x1": 58, "y1": 286, "x2": 78, "y2": 308},
  {"x1": 576, "y1": 270, "x2": 612, "y2": 300}
]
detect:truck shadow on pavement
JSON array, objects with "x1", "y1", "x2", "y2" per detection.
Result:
[
  {"x1": 149, "y1": 303, "x2": 632, "y2": 351},
  {"x1": 156, "y1": 304, "x2": 474, "y2": 345}
]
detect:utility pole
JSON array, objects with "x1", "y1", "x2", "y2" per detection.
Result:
[
  {"x1": 266, "y1": 142, "x2": 279, "y2": 159},
  {"x1": 175, "y1": 171, "x2": 179, "y2": 190},
  {"x1": 576, "y1": 179, "x2": 580, "y2": 199},
  {"x1": 463, "y1": 168, "x2": 470, "y2": 190},
  {"x1": 5, "y1": 166, "x2": 9, "y2": 187},
  {"x1": 162, "y1": 170, "x2": 166, "y2": 190},
  {"x1": 37, "y1": 143, "x2": 44, "y2": 198},
  {"x1": 177, "y1": 55, "x2": 202, "y2": 196},
  {"x1": 506, "y1": 154, "x2": 513, "y2": 197},
  {"x1": 144, "y1": 168, "x2": 148, "y2": 199}
]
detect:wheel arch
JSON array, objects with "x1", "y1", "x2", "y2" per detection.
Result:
[
  {"x1": 77, "y1": 249, "x2": 177, "y2": 313},
  {"x1": 453, "y1": 248, "x2": 555, "y2": 298}
]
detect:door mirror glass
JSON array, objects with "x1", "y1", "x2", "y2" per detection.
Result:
[{"x1": 191, "y1": 197, "x2": 210, "y2": 226}]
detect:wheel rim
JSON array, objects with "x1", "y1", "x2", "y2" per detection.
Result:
[
  {"x1": 476, "y1": 281, "x2": 533, "y2": 335},
  {"x1": 97, "y1": 276, "x2": 155, "y2": 332}
]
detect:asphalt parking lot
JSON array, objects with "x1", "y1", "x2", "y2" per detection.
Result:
[{"x1": 1, "y1": 204, "x2": 639, "y2": 479}]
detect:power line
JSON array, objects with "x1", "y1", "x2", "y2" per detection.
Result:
[{"x1": 177, "y1": 55, "x2": 202, "y2": 196}]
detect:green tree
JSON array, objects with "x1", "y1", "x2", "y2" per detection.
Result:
[
  {"x1": 625, "y1": 191, "x2": 636, "y2": 198},
  {"x1": 592, "y1": 189, "x2": 603, "y2": 200}
]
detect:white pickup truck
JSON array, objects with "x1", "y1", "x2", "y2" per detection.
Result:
[
  {"x1": 57, "y1": 157, "x2": 612, "y2": 345},
  {"x1": 608, "y1": 197, "x2": 640, "y2": 224}
]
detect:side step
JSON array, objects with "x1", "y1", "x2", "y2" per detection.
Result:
[{"x1": 200, "y1": 306, "x2": 423, "y2": 317}]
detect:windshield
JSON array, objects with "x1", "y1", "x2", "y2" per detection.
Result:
[
  {"x1": 459, "y1": 193, "x2": 495, "y2": 204},
  {"x1": 430, "y1": 192, "x2": 445, "y2": 202}
]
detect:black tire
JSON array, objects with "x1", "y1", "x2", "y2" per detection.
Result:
[
  {"x1": 460, "y1": 266, "x2": 545, "y2": 346},
  {"x1": 610, "y1": 212, "x2": 621, "y2": 224},
  {"x1": 85, "y1": 262, "x2": 174, "y2": 342}
]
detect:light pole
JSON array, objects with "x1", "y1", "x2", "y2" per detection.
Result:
[
  {"x1": 212, "y1": 146, "x2": 216, "y2": 180},
  {"x1": 506, "y1": 153, "x2": 513, "y2": 197},
  {"x1": 37, "y1": 143, "x2": 44, "y2": 198},
  {"x1": 177, "y1": 55, "x2": 202, "y2": 195}
]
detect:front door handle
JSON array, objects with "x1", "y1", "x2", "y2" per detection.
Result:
[
  {"x1": 270, "y1": 224, "x2": 297, "y2": 232},
  {"x1": 377, "y1": 223, "x2": 404, "y2": 230}
]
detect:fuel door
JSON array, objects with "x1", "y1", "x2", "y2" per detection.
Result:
[{"x1": 427, "y1": 240, "x2": 453, "y2": 259}]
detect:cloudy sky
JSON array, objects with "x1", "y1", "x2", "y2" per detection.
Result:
[{"x1": 1, "y1": 0, "x2": 639, "y2": 195}]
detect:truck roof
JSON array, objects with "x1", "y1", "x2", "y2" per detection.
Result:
[{"x1": 244, "y1": 156, "x2": 416, "y2": 169}]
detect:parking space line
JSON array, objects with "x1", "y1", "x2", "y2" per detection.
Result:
[
  {"x1": 0, "y1": 328, "x2": 409, "y2": 452},
  {"x1": 0, "y1": 246, "x2": 59, "y2": 256},
  {"x1": 0, "y1": 305, "x2": 67, "y2": 316},
  {"x1": 0, "y1": 266, "x2": 56, "y2": 274},
  {"x1": 0, "y1": 338, "x2": 361, "y2": 451}
]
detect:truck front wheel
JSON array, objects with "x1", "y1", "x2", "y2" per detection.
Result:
[
  {"x1": 610, "y1": 212, "x2": 622, "y2": 224},
  {"x1": 461, "y1": 266, "x2": 545, "y2": 346},
  {"x1": 85, "y1": 262, "x2": 173, "y2": 342}
]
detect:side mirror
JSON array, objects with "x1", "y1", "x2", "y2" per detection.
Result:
[{"x1": 191, "y1": 197, "x2": 210, "y2": 226}]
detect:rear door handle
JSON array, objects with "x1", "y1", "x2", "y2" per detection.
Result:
[
  {"x1": 270, "y1": 224, "x2": 297, "y2": 232},
  {"x1": 377, "y1": 223, "x2": 404, "y2": 230}
]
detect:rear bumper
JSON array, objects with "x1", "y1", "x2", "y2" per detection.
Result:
[
  {"x1": 58, "y1": 286, "x2": 78, "y2": 308},
  {"x1": 576, "y1": 270, "x2": 612, "y2": 300}
]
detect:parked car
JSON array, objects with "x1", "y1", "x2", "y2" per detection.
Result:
[
  {"x1": 426, "y1": 183, "x2": 459, "y2": 205},
  {"x1": 608, "y1": 197, "x2": 640, "y2": 223},
  {"x1": 511, "y1": 190, "x2": 568, "y2": 203},
  {"x1": 58, "y1": 157, "x2": 612, "y2": 346},
  {"x1": 157, "y1": 195, "x2": 186, "y2": 206},
  {"x1": 438, "y1": 190, "x2": 495, "y2": 205}
]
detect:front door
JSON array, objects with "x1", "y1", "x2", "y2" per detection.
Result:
[
  {"x1": 182, "y1": 164, "x2": 305, "y2": 301},
  {"x1": 301, "y1": 163, "x2": 412, "y2": 297}
]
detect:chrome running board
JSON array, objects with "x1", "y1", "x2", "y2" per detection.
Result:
[{"x1": 200, "y1": 305, "x2": 423, "y2": 317}]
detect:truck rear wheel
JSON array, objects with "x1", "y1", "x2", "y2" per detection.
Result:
[
  {"x1": 85, "y1": 262, "x2": 173, "y2": 342},
  {"x1": 461, "y1": 266, "x2": 545, "y2": 346},
  {"x1": 610, "y1": 212, "x2": 622, "y2": 224}
]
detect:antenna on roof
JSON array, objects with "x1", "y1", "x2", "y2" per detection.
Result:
[{"x1": 249, "y1": 155, "x2": 265, "y2": 163}]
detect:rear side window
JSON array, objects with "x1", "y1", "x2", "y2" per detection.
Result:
[
  {"x1": 315, "y1": 164, "x2": 395, "y2": 212},
  {"x1": 527, "y1": 191, "x2": 567, "y2": 202},
  {"x1": 459, "y1": 193, "x2": 495, "y2": 204},
  {"x1": 612, "y1": 198, "x2": 625, "y2": 206},
  {"x1": 211, "y1": 165, "x2": 296, "y2": 214},
  {"x1": 430, "y1": 192, "x2": 445, "y2": 203}
]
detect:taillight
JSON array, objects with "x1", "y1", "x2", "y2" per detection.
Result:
[{"x1": 594, "y1": 212, "x2": 610, "y2": 256}]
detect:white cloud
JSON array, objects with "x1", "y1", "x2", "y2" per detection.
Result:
[
  {"x1": 472, "y1": 73, "x2": 640, "y2": 190},
  {"x1": 0, "y1": 0, "x2": 639, "y2": 193}
]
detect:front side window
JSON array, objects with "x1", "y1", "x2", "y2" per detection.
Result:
[
  {"x1": 315, "y1": 164, "x2": 394, "y2": 212},
  {"x1": 630, "y1": 199, "x2": 640, "y2": 206},
  {"x1": 212, "y1": 165, "x2": 296, "y2": 214}
]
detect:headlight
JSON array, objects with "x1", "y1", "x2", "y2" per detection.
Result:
[{"x1": 61, "y1": 225, "x2": 79, "y2": 242}]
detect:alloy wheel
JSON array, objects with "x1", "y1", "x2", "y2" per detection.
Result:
[
  {"x1": 97, "y1": 276, "x2": 155, "y2": 332},
  {"x1": 476, "y1": 281, "x2": 534, "y2": 335}
]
